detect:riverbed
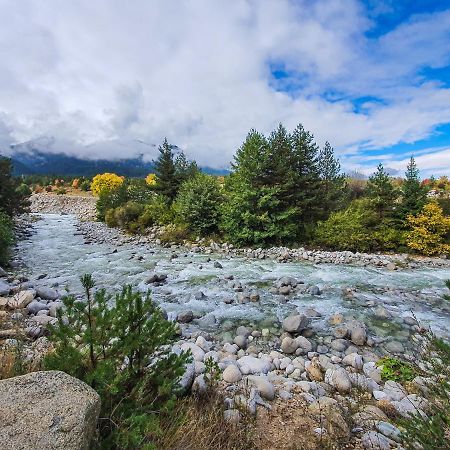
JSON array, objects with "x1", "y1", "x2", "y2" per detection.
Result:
[{"x1": 15, "y1": 213, "x2": 450, "y2": 346}]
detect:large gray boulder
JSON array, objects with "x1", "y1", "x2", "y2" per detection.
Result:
[
  {"x1": 0, "y1": 370, "x2": 100, "y2": 450},
  {"x1": 35, "y1": 286, "x2": 60, "y2": 301},
  {"x1": 282, "y1": 314, "x2": 310, "y2": 333}
]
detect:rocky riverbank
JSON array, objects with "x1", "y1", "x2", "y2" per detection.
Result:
[
  {"x1": 30, "y1": 193, "x2": 450, "y2": 270},
  {"x1": 0, "y1": 266, "x2": 438, "y2": 449}
]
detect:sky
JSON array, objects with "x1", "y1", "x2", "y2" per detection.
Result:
[{"x1": 0, "y1": 0, "x2": 449, "y2": 177}]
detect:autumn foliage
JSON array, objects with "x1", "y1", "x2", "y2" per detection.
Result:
[
  {"x1": 91, "y1": 173, "x2": 124, "y2": 196},
  {"x1": 406, "y1": 202, "x2": 450, "y2": 256}
]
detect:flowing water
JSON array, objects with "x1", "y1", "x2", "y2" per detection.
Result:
[{"x1": 17, "y1": 214, "x2": 450, "y2": 341}]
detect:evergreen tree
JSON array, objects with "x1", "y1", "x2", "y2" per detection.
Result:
[
  {"x1": 0, "y1": 157, "x2": 30, "y2": 217},
  {"x1": 318, "y1": 141, "x2": 346, "y2": 218},
  {"x1": 289, "y1": 123, "x2": 322, "y2": 230},
  {"x1": 221, "y1": 129, "x2": 295, "y2": 246},
  {"x1": 366, "y1": 163, "x2": 398, "y2": 219},
  {"x1": 174, "y1": 151, "x2": 199, "y2": 185},
  {"x1": 154, "y1": 138, "x2": 178, "y2": 203},
  {"x1": 400, "y1": 157, "x2": 427, "y2": 219}
]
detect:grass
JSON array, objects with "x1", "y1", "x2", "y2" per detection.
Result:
[{"x1": 155, "y1": 390, "x2": 257, "y2": 450}]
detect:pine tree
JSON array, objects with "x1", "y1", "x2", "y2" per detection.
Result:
[
  {"x1": 154, "y1": 138, "x2": 178, "y2": 203},
  {"x1": 400, "y1": 157, "x2": 427, "y2": 219},
  {"x1": 317, "y1": 141, "x2": 346, "y2": 218},
  {"x1": 366, "y1": 163, "x2": 398, "y2": 219},
  {"x1": 221, "y1": 129, "x2": 295, "y2": 246},
  {"x1": 174, "y1": 151, "x2": 199, "y2": 185},
  {"x1": 289, "y1": 123, "x2": 322, "y2": 230}
]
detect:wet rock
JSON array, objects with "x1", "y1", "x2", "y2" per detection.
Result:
[
  {"x1": 384, "y1": 340, "x2": 405, "y2": 353},
  {"x1": 348, "y1": 321, "x2": 367, "y2": 346},
  {"x1": 236, "y1": 326, "x2": 252, "y2": 337},
  {"x1": 328, "y1": 313, "x2": 344, "y2": 325},
  {"x1": 282, "y1": 314, "x2": 310, "y2": 333},
  {"x1": 177, "y1": 310, "x2": 194, "y2": 323},
  {"x1": 213, "y1": 261, "x2": 223, "y2": 269},
  {"x1": 307, "y1": 285, "x2": 321, "y2": 296},
  {"x1": 0, "y1": 280, "x2": 10, "y2": 296}
]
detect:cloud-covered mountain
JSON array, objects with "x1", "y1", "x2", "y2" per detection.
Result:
[{"x1": 6, "y1": 137, "x2": 228, "y2": 177}]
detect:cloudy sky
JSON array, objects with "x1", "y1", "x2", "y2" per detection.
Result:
[{"x1": 0, "y1": 0, "x2": 449, "y2": 176}]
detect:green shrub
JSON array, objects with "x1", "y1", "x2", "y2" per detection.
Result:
[
  {"x1": 159, "y1": 224, "x2": 191, "y2": 244},
  {"x1": 0, "y1": 210, "x2": 14, "y2": 266},
  {"x1": 174, "y1": 173, "x2": 223, "y2": 236},
  {"x1": 376, "y1": 357, "x2": 415, "y2": 382},
  {"x1": 56, "y1": 187, "x2": 67, "y2": 195},
  {"x1": 104, "y1": 208, "x2": 118, "y2": 228},
  {"x1": 114, "y1": 202, "x2": 144, "y2": 230},
  {"x1": 79, "y1": 180, "x2": 91, "y2": 191},
  {"x1": 141, "y1": 196, "x2": 177, "y2": 226},
  {"x1": 44, "y1": 274, "x2": 190, "y2": 449},
  {"x1": 16, "y1": 183, "x2": 32, "y2": 197},
  {"x1": 315, "y1": 199, "x2": 376, "y2": 252},
  {"x1": 96, "y1": 183, "x2": 128, "y2": 221}
]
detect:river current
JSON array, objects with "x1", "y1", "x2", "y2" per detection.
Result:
[{"x1": 16, "y1": 214, "x2": 450, "y2": 341}]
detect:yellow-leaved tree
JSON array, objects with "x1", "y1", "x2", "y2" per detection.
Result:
[
  {"x1": 91, "y1": 173, "x2": 124, "y2": 196},
  {"x1": 145, "y1": 173, "x2": 157, "y2": 186},
  {"x1": 406, "y1": 202, "x2": 450, "y2": 256}
]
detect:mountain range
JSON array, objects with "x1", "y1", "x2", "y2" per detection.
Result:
[{"x1": 2, "y1": 138, "x2": 228, "y2": 177}]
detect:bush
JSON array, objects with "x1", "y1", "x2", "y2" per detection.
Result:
[
  {"x1": 96, "y1": 183, "x2": 128, "y2": 221},
  {"x1": 79, "y1": 180, "x2": 91, "y2": 191},
  {"x1": 406, "y1": 202, "x2": 450, "y2": 255},
  {"x1": 159, "y1": 224, "x2": 191, "y2": 244},
  {"x1": 16, "y1": 183, "x2": 32, "y2": 197},
  {"x1": 44, "y1": 275, "x2": 190, "y2": 449},
  {"x1": 91, "y1": 173, "x2": 124, "y2": 196},
  {"x1": 114, "y1": 202, "x2": 145, "y2": 233},
  {"x1": 315, "y1": 199, "x2": 376, "y2": 252},
  {"x1": 174, "y1": 173, "x2": 223, "y2": 236},
  {"x1": 140, "y1": 196, "x2": 177, "y2": 227},
  {"x1": 56, "y1": 187, "x2": 67, "y2": 195},
  {"x1": 0, "y1": 210, "x2": 14, "y2": 266}
]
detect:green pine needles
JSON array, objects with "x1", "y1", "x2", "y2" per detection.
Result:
[{"x1": 44, "y1": 274, "x2": 191, "y2": 449}]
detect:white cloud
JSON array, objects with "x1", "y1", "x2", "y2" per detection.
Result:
[{"x1": 0, "y1": 0, "x2": 449, "y2": 173}]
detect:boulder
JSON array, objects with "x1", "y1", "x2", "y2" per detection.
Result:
[
  {"x1": 282, "y1": 314, "x2": 310, "y2": 333},
  {"x1": 180, "y1": 342, "x2": 205, "y2": 362},
  {"x1": 35, "y1": 286, "x2": 59, "y2": 301},
  {"x1": 222, "y1": 365, "x2": 242, "y2": 383},
  {"x1": 27, "y1": 300, "x2": 50, "y2": 315},
  {"x1": 0, "y1": 280, "x2": 10, "y2": 296},
  {"x1": 324, "y1": 368, "x2": 352, "y2": 394},
  {"x1": 246, "y1": 375, "x2": 275, "y2": 400},
  {"x1": 361, "y1": 431, "x2": 392, "y2": 450},
  {"x1": 7, "y1": 289, "x2": 35, "y2": 309},
  {"x1": 237, "y1": 356, "x2": 271, "y2": 375},
  {"x1": 177, "y1": 310, "x2": 194, "y2": 323},
  {"x1": 0, "y1": 371, "x2": 100, "y2": 450},
  {"x1": 281, "y1": 336, "x2": 298, "y2": 354}
]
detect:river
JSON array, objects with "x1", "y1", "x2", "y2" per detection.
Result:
[{"x1": 16, "y1": 213, "x2": 450, "y2": 343}]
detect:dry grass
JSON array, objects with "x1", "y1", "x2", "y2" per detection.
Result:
[{"x1": 156, "y1": 390, "x2": 257, "y2": 450}]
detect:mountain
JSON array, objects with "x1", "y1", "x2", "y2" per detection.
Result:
[
  {"x1": 8, "y1": 150, "x2": 156, "y2": 177},
  {"x1": 4, "y1": 139, "x2": 229, "y2": 177}
]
